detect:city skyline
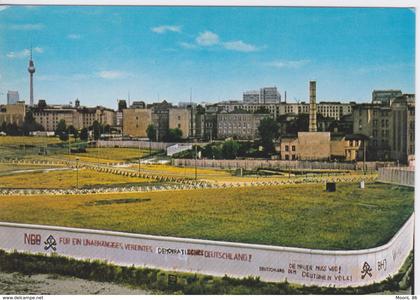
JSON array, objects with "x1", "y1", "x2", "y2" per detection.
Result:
[{"x1": 0, "y1": 6, "x2": 415, "y2": 108}]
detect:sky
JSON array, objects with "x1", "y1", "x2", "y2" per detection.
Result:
[{"x1": 0, "y1": 6, "x2": 415, "y2": 109}]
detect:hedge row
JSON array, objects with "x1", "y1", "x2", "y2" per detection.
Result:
[{"x1": 0, "y1": 250, "x2": 413, "y2": 295}]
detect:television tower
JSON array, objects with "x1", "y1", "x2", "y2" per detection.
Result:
[{"x1": 28, "y1": 46, "x2": 36, "y2": 106}]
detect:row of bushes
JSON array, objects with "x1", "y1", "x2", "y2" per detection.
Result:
[{"x1": 0, "y1": 249, "x2": 413, "y2": 295}]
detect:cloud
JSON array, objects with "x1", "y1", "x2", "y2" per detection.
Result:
[
  {"x1": 0, "y1": 6, "x2": 9, "y2": 12},
  {"x1": 179, "y1": 42, "x2": 198, "y2": 49},
  {"x1": 182, "y1": 31, "x2": 259, "y2": 53},
  {"x1": 6, "y1": 47, "x2": 44, "y2": 59},
  {"x1": 9, "y1": 23, "x2": 44, "y2": 30},
  {"x1": 67, "y1": 33, "x2": 81, "y2": 40},
  {"x1": 33, "y1": 47, "x2": 44, "y2": 53},
  {"x1": 265, "y1": 59, "x2": 311, "y2": 69},
  {"x1": 151, "y1": 25, "x2": 181, "y2": 34},
  {"x1": 6, "y1": 49, "x2": 30, "y2": 59},
  {"x1": 40, "y1": 71, "x2": 133, "y2": 81},
  {"x1": 223, "y1": 40, "x2": 258, "y2": 52},
  {"x1": 38, "y1": 73, "x2": 93, "y2": 81},
  {"x1": 96, "y1": 70, "x2": 128, "y2": 79},
  {"x1": 196, "y1": 31, "x2": 219, "y2": 46}
]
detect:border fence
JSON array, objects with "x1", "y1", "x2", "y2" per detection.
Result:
[
  {"x1": 173, "y1": 159, "x2": 396, "y2": 171},
  {"x1": 377, "y1": 167, "x2": 415, "y2": 187}
]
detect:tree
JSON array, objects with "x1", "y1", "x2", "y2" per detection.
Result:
[
  {"x1": 80, "y1": 127, "x2": 89, "y2": 141},
  {"x1": 55, "y1": 119, "x2": 67, "y2": 136},
  {"x1": 5, "y1": 122, "x2": 19, "y2": 136},
  {"x1": 222, "y1": 140, "x2": 240, "y2": 159},
  {"x1": 22, "y1": 111, "x2": 44, "y2": 135},
  {"x1": 258, "y1": 117, "x2": 280, "y2": 155},
  {"x1": 59, "y1": 131, "x2": 69, "y2": 142},
  {"x1": 146, "y1": 124, "x2": 156, "y2": 141},
  {"x1": 0, "y1": 121, "x2": 7, "y2": 133},
  {"x1": 54, "y1": 119, "x2": 69, "y2": 141},
  {"x1": 164, "y1": 128, "x2": 183, "y2": 142},
  {"x1": 67, "y1": 125, "x2": 79, "y2": 140},
  {"x1": 202, "y1": 143, "x2": 215, "y2": 158},
  {"x1": 91, "y1": 120, "x2": 102, "y2": 140},
  {"x1": 103, "y1": 124, "x2": 111, "y2": 134}
]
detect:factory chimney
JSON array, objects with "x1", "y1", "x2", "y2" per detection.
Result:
[{"x1": 309, "y1": 80, "x2": 317, "y2": 132}]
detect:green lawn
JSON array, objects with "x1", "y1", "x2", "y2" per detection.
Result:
[
  {"x1": 0, "y1": 182, "x2": 413, "y2": 250},
  {"x1": 64, "y1": 147, "x2": 156, "y2": 163},
  {"x1": 0, "y1": 136, "x2": 61, "y2": 146},
  {"x1": 0, "y1": 168, "x2": 155, "y2": 189},
  {"x1": 0, "y1": 138, "x2": 156, "y2": 163}
]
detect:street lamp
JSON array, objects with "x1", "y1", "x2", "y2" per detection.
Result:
[
  {"x1": 194, "y1": 144, "x2": 198, "y2": 181},
  {"x1": 363, "y1": 138, "x2": 366, "y2": 175},
  {"x1": 76, "y1": 157, "x2": 79, "y2": 189}
]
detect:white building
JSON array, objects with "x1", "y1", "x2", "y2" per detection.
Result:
[
  {"x1": 7, "y1": 91, "x2": 19, "y2": 105},
  {"x1": 242, "y1": 87, "x2": 281, "y2": 104},
  {"x1": 243, "y1": 90, "x2": 260, "y2": 103},
  {"x1": 260, "y1": 87, "x2": 281, "y2": 104}
]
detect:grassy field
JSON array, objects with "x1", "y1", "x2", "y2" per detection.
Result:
[
  {"x1": 0, "y1": 168, "x2": 155, "y2": 189},
  {"x1": 65, "y1": 147, "x2": 156, "y2": 163},
  {"x1": 0, "y1": 164, "x2": 56, "y2": 172},
  {"x1": 0, "y1": 136, "x2": 61, "y2": 146},
  {"x1": 0, "y1": 139, "x2": 156, "y2": 163},
  {"x1": 129, "y1": 164, "x2": 233, "y2": 178},
  {"x1": 0, "y1": 182, "x2": 413, "y2": 250},
  {"x1": 128, "y1": 163, "x2": 374, "y2": 184},
  {"x1": 0, "y1": 136, "x2": 67, "y2": 160}
]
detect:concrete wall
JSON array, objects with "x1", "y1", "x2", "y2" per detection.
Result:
[
  {"x1": 97, "y1": 140, "x2": 174, "y2": 151},
  {"x1": 174, "y1": 159, "x2": 354, "y2": 170},
  {"x1": 0, "y1": 214, "x2": 413, "y2": 287},
  {"x1": 167, "y1": 144, "x2": 193, "y2": 156},
  {"x1": 377, "y1": 167, "x2": 415, "y2": 187},
  {"x1": 97, "y1": 141, "x2": 209, "y2": 152},
  {"x1": 173, "y1": 159, "x2": 395, "y2": 171}
]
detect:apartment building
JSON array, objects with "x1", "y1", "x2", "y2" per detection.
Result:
[{"x1": 216, "y1": 112, "x2": 270, "y2": 140}]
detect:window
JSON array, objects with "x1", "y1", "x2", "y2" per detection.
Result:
[
  {"x1": 292, "y1": 154, "x2": 296, "y2": 160},
  {"x1": 285, "y1": 154, "x2": 289, "y2": 160},
  {"x1": 292, "y1": 145, "x2": 296, "y2": 151},
  {"x1": 285, "y1": 145, "x2": 289, "y2": 151}
]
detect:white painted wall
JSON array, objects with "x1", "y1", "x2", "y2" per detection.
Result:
[{"x1": 0, "y1": 214, "x2": 413, "y2": 288}]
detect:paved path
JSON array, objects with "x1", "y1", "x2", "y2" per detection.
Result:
[{"x1": 0, "y1": 271, "x2": 149, "y2": 295}]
